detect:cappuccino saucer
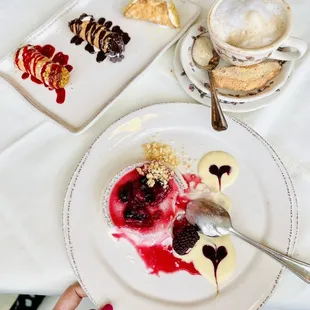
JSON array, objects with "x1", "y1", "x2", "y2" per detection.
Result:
[{"x1": 177, "y1": 19, "x2": 294, "y2": 112}]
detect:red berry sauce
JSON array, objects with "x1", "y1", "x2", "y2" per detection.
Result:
[
  {"x1": 21, "y1": 72, "x2": 29, "y2": 80},
  {"x1": 15, "y1": 44, "x2": 73, "y2": 104},
  {"x1": 109, "y1": 167, "x2": 200, "y2": 276},
  {"x1": 136, "y1": 244, "x2": 199, "y2": 275},
  {"x1": 113, "y1": 233, "x2": 199, "y2": 276},
  {"x1": 55, "y1": 88, "x2": 66, "y2": 104},
  {"x1": 175, "y1": 173, "x2": 202, "y2": 212},
  {"x1": 109, "y1": 168, "x2": 177, "y2": 234}
]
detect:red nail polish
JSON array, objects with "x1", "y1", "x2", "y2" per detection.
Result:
[{"x1": 100, "y1": 304, "x2": 113, "y2": 310}]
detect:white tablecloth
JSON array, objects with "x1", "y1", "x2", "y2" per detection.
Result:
[{"x1": 0, "y1": 0, "x2": 310, "y2": 309}]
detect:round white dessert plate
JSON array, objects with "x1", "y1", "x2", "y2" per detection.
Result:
[
  {"x1": 63, "y1": 103, "x2": 298, "y2": 310},
  {"x1": 179, "y1": 19, "x2": 294, "y2": 108}
]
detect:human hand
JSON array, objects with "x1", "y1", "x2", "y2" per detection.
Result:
[{"x1": 53, "y1": 283, "x2": 112, "y2": 310}]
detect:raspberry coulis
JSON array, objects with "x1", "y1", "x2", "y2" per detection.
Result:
[
  {"x1": 110, "y1": 168, "x2": 230, "y2": 292},
  {"x1": 15, "y1": 44, "x2": 73, "y2": 104},
  {"x1": 109, "y1": 168, "x2": 177, "y2": 234},
  {"x1": 175, "y1": 173, "x2": 202, "y2": 211},
  {"x1": 109, "y1": 168, "x2": 200, "y2": 276},
  {"x1": 113, "y1": 233, "x2": 199, "y2": 276}
]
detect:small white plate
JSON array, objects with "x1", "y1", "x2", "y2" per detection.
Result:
[
  {"x1": 174, "y1": 36, "x2": 293, "y2": 113},
  {"x1": 174, "y1": 37, "x2": 248, "y2": 112},
  {"x1": 180, "y1": 19, "x2": 294, "y2": 104},
  {"x1": 0, "y1": 0, "x2": 201, "y2": 133},
  {"x1": 63, "y1": 103, "x2": 298, "y2": 310}
]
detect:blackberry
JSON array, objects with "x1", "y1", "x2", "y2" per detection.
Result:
[
  {"x1": 124, "y1": 207, "x2": 148, "y2": 221},
  {"x1": 148, "y1": 182, "x2": 169, "y2": 206},
  {"x1": 118, "y1": 183, "x2": 132, "y2": 203},
  {"x1": 172, "y1": 216, "x2": 190, "y2": 237},
  {"x1": 144, "y1": 191, "x2": 153, "y2": 203},
  {"x1": 123, "y1": 206, "x2": 153, "y2": 227},
  {"x1": 132, "y1": 181, "x2": 147, "y2": 202},
  {"x1": 139, "y1": 176, "x2": 148, "y2": 185},
  {"x1": 172, "y1": 225, "x2": 199, "y2": 256}
]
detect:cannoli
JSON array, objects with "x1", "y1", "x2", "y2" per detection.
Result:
[
  {"x1": 124, "y1": 0, "x2": 180, "y2": 28},
  {"x1": 14, "y1": 45, "x2": 70, "y2": 89},
  {"x1": 69, "y1": 14, "x2": 126, "y2": 61}
]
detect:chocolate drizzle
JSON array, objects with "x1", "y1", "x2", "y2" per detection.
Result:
[
  {"x1": 104, "y1": 21, "x2": 112, "y2": 29},
  {"x1": 209, "y1": 165, "x2": 231, "y2": 190},
  {"x1": 85, "y1": 21, "x2": 96, "y2": 40},
  {"x1": 203, "y1": 245, "x2": 227, "y2": 295},
  {"x1": 68, "y1": 13, "x2": 131, "y2": 63},
  {"x1": 70, "y1": 36, "x2": 83, "y2": 45},
  {"x1": 122, "y1": 33, "x2": 131, "y2": 44},
  {"x1": 91, "y1": 26, "x2": 102, "y2": 45},
  {"x1": 85, "y1": 43, "x2": 95, "y2": 54},
  {"x1": 78, "y1": 13, "x2": 88, "y2": 20},
  {"x1": 98, "y1": 17, "x2": 105, "y2": 25},
  {"x1": 112, "y1": 25, "x2": 121, "y2": 33},
  {"x1": 96, "y1": 51, "x2": 107, "y2": 63},
  {"x1": 98, "y1": 30, "x2": 107, "y2": 50}
]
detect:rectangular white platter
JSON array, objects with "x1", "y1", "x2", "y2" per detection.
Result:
[{"x1": 0, "y1": 0, "x2": 201, "y2": 133}]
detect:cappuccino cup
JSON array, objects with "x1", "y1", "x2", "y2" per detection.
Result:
[{"x1": 207, "y1": 0, "x2": 307, "y2": 66}]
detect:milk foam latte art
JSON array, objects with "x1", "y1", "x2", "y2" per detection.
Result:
[
  {"x1": 211, "y1": 0, "x2": 287, "y2": 49},
  {"x1": 207, "y1": 0, "x2": 307, "y2": 66}
]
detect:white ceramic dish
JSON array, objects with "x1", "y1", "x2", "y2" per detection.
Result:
[
  {"x1": 173, "y1": 37, "x2": 248, "y2": 112},
  {"x1": 174, "y1": 37, "x2": 293, "y2": 113},
  {"x1": 0, "y1": 0, "x2": 201, "y2": 133},
  {"x1": 63, "y1": 103, "x2": 298, "y2": 310},
  {"x1": 180, "y1": 19, "x2": 294, "y2": 104}
]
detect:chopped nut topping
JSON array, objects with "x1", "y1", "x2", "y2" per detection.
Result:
[
  {"x1": 136, "y1": 161, "x2": 174, "y2": 188},
  {"x1": 143, "y1": 142, "x2": 180, "y2": 168}
]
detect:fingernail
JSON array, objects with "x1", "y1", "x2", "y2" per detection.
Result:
[{"x1": 100, "y1": 304, "x2": 113, "y2": 310}]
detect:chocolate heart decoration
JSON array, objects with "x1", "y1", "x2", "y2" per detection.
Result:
[
  {"x1": 203, "y1": 245, "x2": 228, "y2": 271},
  {"x1": 209, "y1": 165, "x2": 231, "y2": 190},
  {"x1": 203, "y1": 245, "x2": 228, "y2": 293}
]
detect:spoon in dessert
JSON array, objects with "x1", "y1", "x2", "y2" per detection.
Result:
[
  {"x1": 191, "y1": 37, "x2": 228, "y2": 131},
  {"x1": 186, "y1": 198, "x2": 310, "y2": 284}
]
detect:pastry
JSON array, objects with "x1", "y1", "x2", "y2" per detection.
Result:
[
  {"x1": 124, "y1": 0, "x2": 180, "y2": 28},
  {"x1": 212, "y1": 61, "x2": 281, "y2": 91},
  {"x1": 69, "y1": 14, "x2": 128, "y2": 62},
  {"x1": 14, "y1": 45, "x2": 70, "y2": 89}
]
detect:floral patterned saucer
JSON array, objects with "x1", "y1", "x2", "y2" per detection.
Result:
[{"x1": 178, "y1": 19, "x2": 294, "y2": 109}]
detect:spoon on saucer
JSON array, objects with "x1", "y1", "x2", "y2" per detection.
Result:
[
  {"x1": 192, "y1": 39, "x2": 228, "y2": 131},
  {"x1": 186, "y1": 198, "x2": 310, "y2": 284}
]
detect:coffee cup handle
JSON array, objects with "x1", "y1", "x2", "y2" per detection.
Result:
[{"x1": 269, "y1": 36, "x2": 308, "y2": 61}]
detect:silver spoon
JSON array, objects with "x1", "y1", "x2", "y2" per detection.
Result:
[
  {"x1": 192, "y1": 38, "x2": 228, "y2": 131},
  {"x1": 186, "y1": 198, "x2": 310, "y2": 284}
]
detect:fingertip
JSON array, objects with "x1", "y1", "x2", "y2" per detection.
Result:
[{"x1": 99, "y1": 304, "x2": 113, "y2": 310}]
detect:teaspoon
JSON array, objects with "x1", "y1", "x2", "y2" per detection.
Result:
[
  {"x1": 192, "y1": 39, "x2": 228, "y2": 131},
  {"x1": 186, "y1": 198, "x2": 310, "y2": 284}
]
